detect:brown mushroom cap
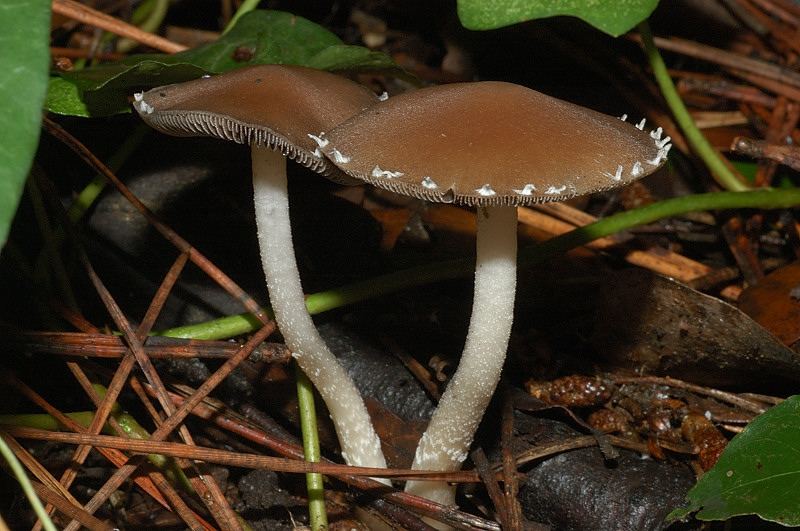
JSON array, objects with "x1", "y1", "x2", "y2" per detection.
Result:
[
  {"x1": 314, "y1": 81, "x2": 671, "y2": 206},
  {"x1": 133, "y1": 64, "x2": 380, "y2": 177}
]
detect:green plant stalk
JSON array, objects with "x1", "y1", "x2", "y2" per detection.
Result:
[
  {"x1": 154, "y1": 311, "x2": 267, "y2": 340},
  {"x1": 156, "y1": 188, "x2": 800, "y2": 342},
  {"x1": 0, "y1": 411, "x2": 109, "y2": 432},
  {"x1": 0, "y1": 434, "x2": 58, "y2": 531},
  {"x1": 116, "y1": 0, "x2": 171, "y2": 53},
  {"x1": 114, "y1": 413, "x2": 194, "y2": 493},
  {"x1": 222, "y1": 0, "x2": 262, "y2": 35},
  {"x1": 294, "y1": 362, "x2": 328, "y2": 531},
  {"x1": 0, "y1": 407, "x2": 193, "y2": 493},
  {"x1": 90, "y1": 383, "x2": 194, "y2": 493},
  {"x1": 520, "y1": 187, "x2": 800, "y2": 265},
  {"x1": 134, "y1": 0, "x2": 169, "y2": 34},
  {"x1": 637, "y1": 20, "x2": 748, "y2": 192},
  {"x1": 66, "y1": 123, "x2": 152, "y2": 224}
]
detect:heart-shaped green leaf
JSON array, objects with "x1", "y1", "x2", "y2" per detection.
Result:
[
  {"x1": 669, "y1": 395, "x2": 800, "y2": 526},
  {"x1": 457, "y1": 0, "x2": 660, "y2": 37}
]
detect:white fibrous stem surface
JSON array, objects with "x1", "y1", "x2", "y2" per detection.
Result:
[
  {"x1": 250, "y1": 144, "x2": 388, "y2": 477},
  {"x1": 405, "y1": 205, "x2": 518, "y2": 506}
]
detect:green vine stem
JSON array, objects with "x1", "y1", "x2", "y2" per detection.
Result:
[
  {"x1": 518, "y1": 188, "x2": 796, "y2": 262},
  {"x1": 0, "y1": 434, "x2": 58, "y2": 531},
  {"x1": 156, "y1": 187, "x2": 800, "y2": 341},
  {"x1": 637, "y1": 20, "x2": 749, "y2": 192},
  {"x1": 295, "y1": 363, "x2": 328, "y2": 531}
]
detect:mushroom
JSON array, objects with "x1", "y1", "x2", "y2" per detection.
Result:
[
  {"x1": 313, "y1": 81, "x2": 671, "y2": 505},
  {"x1": 132, "y1": 65, "x2": 390, "y2": 473}
]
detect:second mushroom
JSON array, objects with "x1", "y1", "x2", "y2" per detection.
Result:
[
  {"x1": 314, "y1": 81, "x2": 671, "y2": 505},
  {"x1": 133, "y1": 65, "x2": 390, "y2": 473}
]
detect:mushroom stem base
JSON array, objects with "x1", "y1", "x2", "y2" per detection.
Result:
[
  {"x1": 405, "y1": 205, "x2": 518, "y2": 506},
  {"x1": 251, "y1": 145, "x2": 388, "y2": 475}
]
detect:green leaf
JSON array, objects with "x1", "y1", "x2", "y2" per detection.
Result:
[
  {"x1": 50, "y1": 62, "x2": 211, "y2": 117},
  {"x1": 669, "y1": 395, "x2": 800, "y2": 526},
  {"x1": 46, "y1": 10, "x2": 410, "y2": 117},
  {"x1": 305, "y1": 45, "x2": 407, "y2": 76},
  {"x1": 457, "y1": 0, "x2": 660, "y2": 36},
  {"x1": 0, "y1": 0, "x2": 52, "y2": 249},
  {"x1": 46, "y1": 77, "x2": 91, "y2": 118}
]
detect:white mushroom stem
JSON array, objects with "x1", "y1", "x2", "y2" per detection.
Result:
[
  {"x1": 250, "y1": 144, "x2": 389, "y2": 476},
  {"x1": 405, "y1": 205, "x2": 518, "y2": 506}
]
